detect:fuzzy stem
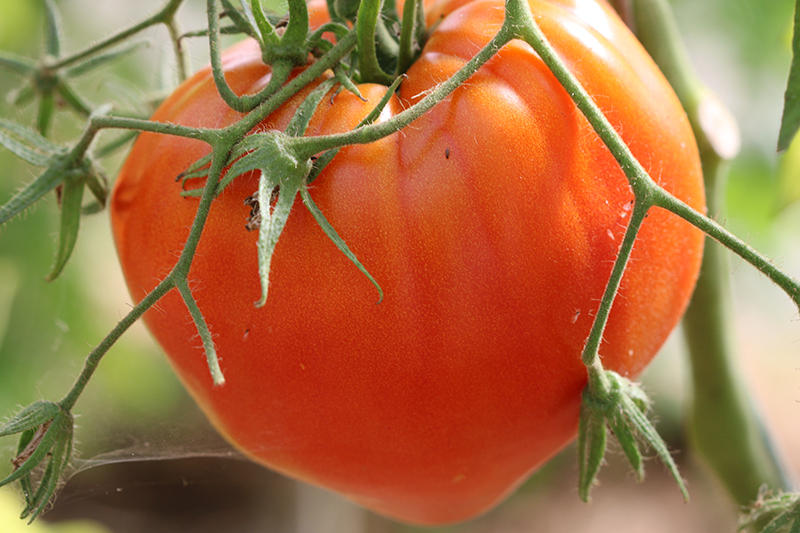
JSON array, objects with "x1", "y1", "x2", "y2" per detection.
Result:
[
  {"x1": 48, "y1": 0, "x2": 186, "y2": 70},
  {"x1": 624, "y1": 0, "x2": 793, "y2": 504},
  {"x1": 59, "y1": 128, "x2": 232, "y2": 408},
  {"x1": 581, "y1": 201, "x2": 651, "y2": 367}
]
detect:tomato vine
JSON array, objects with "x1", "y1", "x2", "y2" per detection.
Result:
[{"x1": 0, "y1": 0, "x2": 799, "y2": 529}]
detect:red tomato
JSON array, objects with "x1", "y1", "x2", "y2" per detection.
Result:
[{"x1": 111, "y1": 0, "x2": 705, "y2": 525}]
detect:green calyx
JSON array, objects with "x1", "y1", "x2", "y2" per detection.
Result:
[
  {"x1": 740, "y1": 490, "x2": 800, "y2": 533},
  {"x1": 0, "y1": 401, "x2": 75, "y2": 523},
  {"x1": 578, "y1": 369, "x2": 688, "y2": 504}
]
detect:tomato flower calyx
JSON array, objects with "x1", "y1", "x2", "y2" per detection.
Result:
[
  {"x1": 0, "y1": 401, "x2": 75, "y2": 523},
  {"x1": 0, "y1": 119, "x2": 108, "y2": 282},
  {"x1": 739, "y1": 489, "x2": 800, "y2": 532},
  {"x1": 578, "y1": 368, "x2": 688, "y2": 504}
]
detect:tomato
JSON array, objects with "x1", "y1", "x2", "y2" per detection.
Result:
[{"x1": 110, "y1": 0, "x2": 705, "y2": 525}]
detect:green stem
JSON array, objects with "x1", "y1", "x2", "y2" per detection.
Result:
[
  {"x1": 207, "y1": 0, "x2": 249, "y2": 112},
  {"x1": 624, "y1": 0, "x2": 792, "y2": 504},
  {"x1": 59, "y1": 137, "x2": 230, "y2": 410},
  {"x1": 652, "y1": 184, "x2": 800, "y2": 309},
  {"x1": 292, "y1": 25, "x2": 513, "y2": 155},
  {"x1": 357, "y1": 0, "x2": 395, "y2": 85},
  {"x1": 581, "y1": 201, "x2": 651, "y2": 367},
  {"x1": 251, "y1": 0, "x2": 281, "y2": 45},
  {"x1": 58, "y1": 274, "x2": 175, "y2": 411},
  {"x1": 282, "y1": 0, "x2": 311, "y2": 48},
  {"x1": 90, "y1": 114, "x2": 213, "y2": 142},
  {"x1": 397, "y1": 0, "x2": 420, "y2": 75},
  {"x1": 48, "y1": 0, "x2": 186, "y2": 70},
  {"x1": 165, "y1": 17, "x2": 190, "y2": 82},
  {"x1": 230, "y1": 27, "x2": 359, "y2": 135},
  {"x1": 682, "y1": 188, "x2": 790, "y2": 505}
]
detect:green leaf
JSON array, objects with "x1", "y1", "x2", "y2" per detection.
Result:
[
  {"x1": 84, "y1": 167, "x2": 109, "y2": 207},
  {"x1": 621, "y1": 391, "x2": 688, "y2": 501},
  {"x1": 608, "y1": 410, "x2": 644, "y2": 481},
  {"x1": 57, "y1": 82, "x2": 93, "y2": 116},
  {"x1": 0, "y1": 119, "x2": 60, "y2": 153},
  {"x1": 0, "y1": 166, "x2": 65, "y2": 227},
  {"x1": 740, "y1": 491, "x2": 800, "y2": 533},
  {"x1": 0, "y1": 51, "x2": 36, "y2": 75},
  {"x1": 42, "y1": 0, "x2": 63, "y2": 57},
  {"x1": 300, "y1": 187, "x2": 383, "y2": 302},
  {"x1": 255, "y1": 170, "x2": 301, "y2": 308},
  {"x1": 64, "y1": 40, "x2": 150, "y2": 78},
  {"x1": 577, "y1": 398, "x2": 607, "y2": 502},
  {"x1": 0, "y1": 119, "x2": 59, "y2": 166},
  {"x1": 45, "y1": 177, "x2": 85, "y2": 282},
  {"x1": 333, "y1": 63, "x2": 365, "y2": 100},
  {"x1": 0, "y1": 419, "x2": 60, "y2": 487},
  {"x1": 285, "y1": 77, "x2": 338, "y2": 137},
  {"x1": 220, "y1": 0, "x2": 258, "y2": 38},
  {"x1": 175, "y1": 280, "x2": 226, "y2": 387},
  {"x1": 7, "y1": 83, "x2": 37, "y2": 107},
  {"x1": 0, "y1": 401, "x2": 60, "y2": 437},
  {"x1": 577, "y1": 371, "x2": 687, "y2": 503},
  {"x1": 21, "y1": 423, "x2": 72, "y2": 522},
  {"x1": 307, "y1": 74, "x2": 403, "y2": 184},
  {"x1": 778, "y1": 0, "x2": 800, "y2": 152},
  {"x1": 37, "y1": 93, "x2": 55, "y2": 137},
  {"x1": 282, "y1": 0, "x2": 310, "y2": 48},
  {"x1": 249, "y1": 0, "x2": 281, "y2": 46},
  {"x1": 240, "y1": 0, "x2": 273, "y2": 45}
]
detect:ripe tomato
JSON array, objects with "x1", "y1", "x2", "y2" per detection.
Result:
[{"x1": 111, "y1": 0, "x2": 705, "y2": 525}]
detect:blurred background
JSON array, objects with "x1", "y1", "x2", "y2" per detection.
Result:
[{"x1": 0, "y1": 0, "x2": 798, "y2": 531}]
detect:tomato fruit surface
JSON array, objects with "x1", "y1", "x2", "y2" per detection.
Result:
[{"x1": 111, "y1": 0, "x2": 705, "y2": 525}]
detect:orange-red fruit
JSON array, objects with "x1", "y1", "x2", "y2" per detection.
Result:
[{"x1": 111, "y1": 0, "x2": 705, "y2": 525}]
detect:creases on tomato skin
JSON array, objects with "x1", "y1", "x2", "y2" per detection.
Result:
[{"x1": 111, "y1": 0, "x2": 705, "y2": 526}]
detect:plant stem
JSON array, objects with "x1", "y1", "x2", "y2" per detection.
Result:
[
  {"x1": 397, "y1": 0, "x2": 420, "y2": 75},
  {"x1": 58, "y1": 276, "x2": 175, "y2": 412},
  {"x1": 59, "y1": 135, "x2": 230, "y2": 410},
  {"x1": 48, "y1": 0, "x2": 186, "y2": 70},
  {"x1": 622, "y1": 0, "x2": 793, "y2": 505},
  {"x1": 357, "y1": 0, "x2": 395, "y2": 85},
  {"x1": 292, "y1": 26, "x2": 513, "y2": 155},
  {"x1": 581, "y1": 201, "x2": 650, "y2": 367}
]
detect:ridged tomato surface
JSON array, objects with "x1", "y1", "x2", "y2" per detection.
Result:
[{"x1": 111, "y1": 0, "x2": 705, "y2": 524}]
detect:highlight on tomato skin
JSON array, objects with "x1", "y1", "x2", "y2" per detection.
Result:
[{"x1": 110, "y1": 0, "x2": 705, "y2": 525}]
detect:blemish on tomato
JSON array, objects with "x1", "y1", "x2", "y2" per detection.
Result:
[
  {"x1": 452, "y1": 474, "x2": 466, "y2": 483},
  {"x1": 445, "y1": 147, "x2": 451, "y2": 159}
]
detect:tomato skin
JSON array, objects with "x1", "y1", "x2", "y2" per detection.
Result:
[{"x1": 111, "y1": 0, "x2": 705, "y2": 525}]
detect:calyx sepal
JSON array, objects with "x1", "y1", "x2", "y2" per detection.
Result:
[
  {"x1": 0, "y1": 400, "x2": 75, "y2": 522},
  {"x1": 740, "y1": 488, "x2": 800, "y2": 533},
  {"x1": 578, "y1": 370, "x2": 688, "y2": 503}
]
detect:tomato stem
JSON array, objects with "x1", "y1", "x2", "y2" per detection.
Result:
[
  {"x1": 47, "y1": 0, "x2": 187, "y2": 71},
  {"x1": 356, "y1": 0, "x2": 395, "y2": 85},
  {"x1": 250, "y1": 0, "x2": 282, "y2": 46},
  {"x1": 580, "y1": 201, "x2": 650, "y2": 368},
  {"x1": 291, "y1": 26, "x2": 513, "y2": 156},
  {"x1": 396, "y1": 0, "x2": 421, "y2": 75},
  {"x1": 632, "y1": 0, "x2": 792, "y2": 504}
]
